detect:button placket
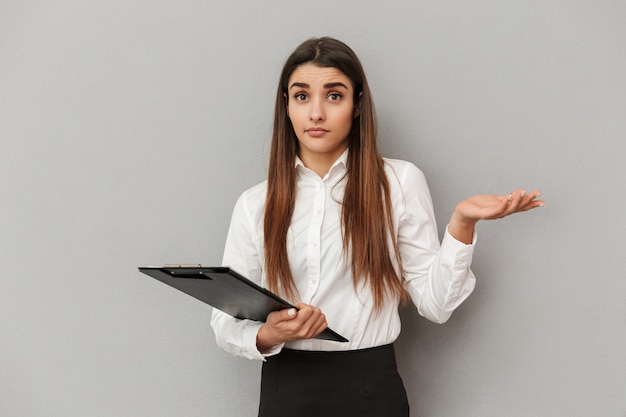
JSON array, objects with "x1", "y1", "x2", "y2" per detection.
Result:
[{"x1": 303, "y1": 178, "x2": 324, "y2": 302}]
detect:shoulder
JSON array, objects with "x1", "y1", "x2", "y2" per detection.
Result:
[
  {"x1": 382, "y1": 157, "x2": 427, "y2": 187},
  {"x1": 232, "y1": 180, "x2": 267, "y2": 219},
  {"x1": 239, "y1": 180, "x2": 267, "y2": 201},
  {"x1": 382, "y1": 157, "x2": 435, "y2": 216},
  {"x1": 382, "y1": 157, "x2": 421, "y2": 172}
]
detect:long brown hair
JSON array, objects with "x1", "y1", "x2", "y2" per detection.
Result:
[{"x1": 264, "y1": 37, "x2": 406, "y2": 310}]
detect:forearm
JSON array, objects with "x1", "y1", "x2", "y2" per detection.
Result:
[
  {"x1": 256, "y1": 321, "x2": 286, "y2": 352},
  {"x1": 448, "y1": 209, "x2": 477, "y2": 245},
  {"x1": 404, "y1": 229, "x2": 477, "y2": 324},
  {"x1": 210, "y1": 309, "x2": 269, "y2": 360}
]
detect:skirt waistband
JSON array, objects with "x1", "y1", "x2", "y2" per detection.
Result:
[{"x1": 273, "y1": 343, "x2": 396, "y2": 365}]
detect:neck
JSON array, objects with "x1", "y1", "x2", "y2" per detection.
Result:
[{"x1": 298, "y1": 148, "x2": 347, "y2": 178}]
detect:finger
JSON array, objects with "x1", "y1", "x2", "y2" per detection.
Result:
[
  {"x1": 519, "y1": 191, "x2": 542, "y2": 210},
  {"x1": 492, "y1": 193, "x2": 512, "y2": 216},
  {"x1": 283, "y1": 307, "x2": 298, "y2": 320},
  {"x1": 515, "y1": 190, "x2": 544, "y2": 211},
  {"x1": 491, "y1": 192, "x2": 514, "y2": 218},
  {"x1": 516, "y1": 199, "x2": 545, "y2": 212},
  {"x1": 503, "y1": 189, "x2": 527, "y2": 215},
  {"x1": 265, "y1": 307, "x2": 297, "y2": 327},
  {"x1": 527, "y1": 190, "x2": 543, "y2": 205},
  {"x1": 291, "y1": 304, "x2": 322, "y2": 326},
  {"x1": 302, "y1": 313, "x2": 327, "y2": 339},
  {"x1": 293, "y1": 304, "x2": 315, "y2": 322},
  {"x1": 312, "y1": 313, "x2": 328, "y2": 336},
  {"x1": 505, "y1": 190, "x2": 545, "y2": 215},
  {"x1": 296, "y1": 307, "x2": 325, "y2": 338}
]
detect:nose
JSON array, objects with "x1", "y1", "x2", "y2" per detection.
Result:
[{"x1": 309, "y1": 99, "x2": 325, "y2": 121}]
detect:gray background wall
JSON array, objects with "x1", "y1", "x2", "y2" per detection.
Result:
[{"x1": 1, "y1": 1, "x2": 624, "y2": 416}]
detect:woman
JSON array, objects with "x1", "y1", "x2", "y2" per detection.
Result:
[{"x1": 211, "y1": 37, "x2": 543, "y2": 416}]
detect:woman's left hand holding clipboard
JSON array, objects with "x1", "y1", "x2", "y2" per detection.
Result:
[{"x1": 256, "y1": 303, "x2": 328, "y2": 352}]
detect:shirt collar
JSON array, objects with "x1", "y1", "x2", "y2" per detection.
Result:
[{"x1": 294, "y1": 148, "x2": 349, "y2": 172}]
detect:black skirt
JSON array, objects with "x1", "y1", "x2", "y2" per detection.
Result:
[{"x1": 258, "y1": 344, "x2": 409, "y2": 417}]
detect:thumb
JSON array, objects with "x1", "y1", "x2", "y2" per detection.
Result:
[{"x1": 282, "y1": 307, "x2": 298, "y2": 320}]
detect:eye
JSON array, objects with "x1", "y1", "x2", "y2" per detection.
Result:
[
  {"x1": 294, "y1": 92, "x2": 308, "y2": 102},
  {"x1": 328, "y1": 93, "x2": 342, "y2": 101}
]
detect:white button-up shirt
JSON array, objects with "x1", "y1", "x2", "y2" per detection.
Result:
[{"x1": 211, "y1": 150, "x2": 476, "y2": 360}]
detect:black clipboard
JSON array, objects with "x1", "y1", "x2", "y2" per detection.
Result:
[{"x1": 138, "y1": 265, "x2": 348, "y2": 343}]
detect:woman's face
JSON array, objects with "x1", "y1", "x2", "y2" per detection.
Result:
[{"x1": 286, "y1": 64, "x2": 355, "y2": 170}]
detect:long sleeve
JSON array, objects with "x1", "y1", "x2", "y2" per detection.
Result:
[
  {"x1": 210, "y1": 182, "x2": 283, "y2": 361},
  {"x1": 390, "y1": 160, "x2": 476, "y2": 324}
]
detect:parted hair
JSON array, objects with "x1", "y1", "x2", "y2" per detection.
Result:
[{"x1": 264, "y1": 37, "x2": 406, "y2": 310}]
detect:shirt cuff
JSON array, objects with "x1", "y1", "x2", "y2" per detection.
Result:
[
  {"x1": 444, "y1": 224, "x2": 477, "y2": 246},
  {"x1": 259, "y1": 342, "x2": 285, "y2": 359},
  {"x1": 239, "y1": 323, "x2": 285, "y2": 361},
  {"x1": 441, "y1": 225, "x2": 476, "y2": 265}
]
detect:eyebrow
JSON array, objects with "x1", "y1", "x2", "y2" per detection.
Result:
[{"x1": 289, "y1": 82, "x2": 349, "y2": 90}]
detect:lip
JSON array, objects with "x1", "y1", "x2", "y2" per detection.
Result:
[{"x1": 306, "y1": 127, "x2": 329, "y2": 137}]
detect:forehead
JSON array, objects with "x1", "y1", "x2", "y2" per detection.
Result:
[{"x1": 288, "y1": 64, "x2": 352, "y2": 89}]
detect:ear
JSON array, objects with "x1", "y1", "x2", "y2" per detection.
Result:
[
  {"x1": 284, "y1": 93, "x2": 290, "y2": 118},
  {"x1": 353, "y1": 92, "x2": 363, "y2": 118}
]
